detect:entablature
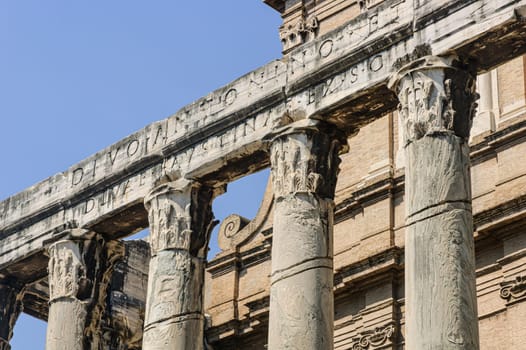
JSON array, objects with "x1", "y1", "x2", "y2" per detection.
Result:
[{"x1": 1, "y1": 0, "x2": 526, "y2": 280}]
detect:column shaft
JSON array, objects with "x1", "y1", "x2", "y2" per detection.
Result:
[
  {"x1": 0, "y1": 281, "x2": 23, "y2": 350},
  {"x1": 267, "y1": 121, "x2": 344, "y2": 350},
  {"x1": 46, "y1": 230, "x2": 103, "y2": 350},
  {"x1": 142, "y1": 179, "x2": 216, "y2": 350},
  {"x1": 389, "y1": 56, "x2": 480, "y2": 349}
]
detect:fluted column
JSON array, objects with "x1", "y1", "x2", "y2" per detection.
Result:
[
  {"x1": 267, "y1": 119, "x2": 345, "y2": 350},
  {"x1": 46, "y1": 229, "x2": 104, "y2": 350},
  {"x1": 389, "y1": 56, "x2": 480, "y2": 349},
  {"x1": 142, "y1": 179, "x2": 217, "y2": 350},
  {"x1": 0, "y1": 279, "x2": 23, "y2": 350}
]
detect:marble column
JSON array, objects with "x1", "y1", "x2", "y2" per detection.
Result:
[
  {"x1": 46, "y1": 229, "x2": 103, "y2": 350},
  {"x1": 388, "y1": 56, "x2": 480, "y2": 349},
  {"x1": 472, "y1": 72, "x2": 496, "y2": 136},
  {"x1": 267, "y1": 119, "x2": 345, "y2": 350},
  {"x1": 142, "y1": 179, "x2": 217, "y2": 350},
  {"x1": 0, "y1": 279, "x2": 23, "y2": 350}
]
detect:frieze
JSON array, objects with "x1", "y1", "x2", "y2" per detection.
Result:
[{"x1": 500, "y1": 275, "x2": 526, "y2": 303}]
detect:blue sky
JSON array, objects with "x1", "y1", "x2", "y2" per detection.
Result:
[{"x1": 1, "y1": 1, "x2": 281, "y2": 348}]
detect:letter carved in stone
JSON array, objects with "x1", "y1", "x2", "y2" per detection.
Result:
[
  {"x1": 500, "y1": 275, "x2": 526, "y2": 303},
  {"x1": 392, "y1": 56, "x2": 478, "y2": 146}
]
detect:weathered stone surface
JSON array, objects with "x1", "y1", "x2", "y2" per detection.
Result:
[
  {"x1": 142, "y1": 179, "x2": 219, "y2": 350},
  {"x1": 389, "y1": 56, "x2": 479, "y2": 349},
  {"x1": 2, "y1": 1, "x2": 526, "y2": 349},
  {"x1": 104, "y1": 240, "x2": 150, "y2": 349},
  {"x1": 267, "y1": 119, "x2": 345, "y2": 350},
  {"x1": 1, "y1": 0, "x2": 526, "y2": 278},
  {"x1": 205, "y1": 56, "x2": 526, "y2": 350},
  {"x1": 46, "y1": 229, "x2": 103, "y2": 350}
]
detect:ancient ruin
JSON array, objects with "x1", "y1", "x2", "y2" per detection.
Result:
[{"x1": 2, "y1": 0, "x2": 526, "y2": 348}]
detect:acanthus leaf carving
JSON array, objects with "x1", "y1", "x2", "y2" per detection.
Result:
[
  {"x1": 145, "y1": 181, "x2": 194, "y2": 254},
  {"x1": 144, "y1": 179, "x2": 218, "y2": 258},
  {"x1": 390, "y1": 56, "x2": 478, "y2": 145},
  {"x1": 269, "y1": 122, "x2": 345, "y2": 200},
  {"x1": 47, "y1": 229, "x2": 103, "y2": 304},
  {"x1": 500, "y1": 275, "x2": 526, "y2": 302}
]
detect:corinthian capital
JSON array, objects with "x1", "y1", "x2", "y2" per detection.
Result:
[
  {"x1": 267, "y1": 118, "x2": 346, "y2": 200},
  {"x1": 144, "y1": 179, "x2": 217, "y2": 257},
  {"x1": 388, "y1": 56, "x2": 478, "y2": 145},
  {"x1": 47, "y1": 229, "x2": 101, "y2": 303}
]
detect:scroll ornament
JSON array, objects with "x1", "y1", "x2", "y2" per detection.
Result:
[
  {"x1": 500, "y1": 275, "x2": 526, "y2": 302},
  {"x1": 350, "y1": 323, "x2": 395, "y2": 350}
]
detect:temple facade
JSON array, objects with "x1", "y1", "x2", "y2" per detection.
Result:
[{"x1": 1, "y1": 0, "x2": 526, "y2": 349}]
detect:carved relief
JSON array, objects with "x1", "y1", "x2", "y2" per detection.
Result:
[
  {"x1": 145, "y1": 186, "x2": 192, "y2": 253},
  {"x1": 390, "y1": 56, "x2": 478, "y2": 145},
  {"x1": 350, "y1": 323, "x2": 396, "y2": 349},
  {"x1": 144, "y1": 179, "x2": 217, "y2": 257},
  {"x1": 280, "y1": 16, "x2": 319, "y2": 53},
  {"x1": 46, "y1": 230, "x2": 108, "y2": 350},
  {"x1": 500, "y1": 275, "x2": 526, "y2": 302},
  {"x1": 220, "y1": 214, "x2": 250, "y2": 239},
  {"x1": 48, "y1": 235, "x2": 99, "y2": 302},
  {"x1": 269, "y1": 123, "x2": 344, "y2": 200},
  {"x1": 435, "y1": 212, "x2": 477, "y2": 345}
]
